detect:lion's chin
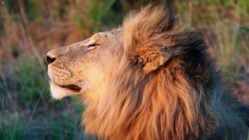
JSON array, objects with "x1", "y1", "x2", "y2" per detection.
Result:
[{"x1": 49, "y1": 82, "x2": 82, "y2": 100}]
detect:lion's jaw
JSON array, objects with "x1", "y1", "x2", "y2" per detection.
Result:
[
  {"x1": 49, "y1": 82, "x2": 73, "y2": 99},
  {"x1": 49, "y1": 80, "x2": 89, "y2": 99}
]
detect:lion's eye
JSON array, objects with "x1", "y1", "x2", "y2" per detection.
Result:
[{"x1": 87, "y1": 43, "x2": 99, "y2": 50}]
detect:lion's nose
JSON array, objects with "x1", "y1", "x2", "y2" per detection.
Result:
[{"x1": 46, "y1": 54, "x2": 56, "y2": 64}]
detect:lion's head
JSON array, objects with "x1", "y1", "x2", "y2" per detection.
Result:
[
  {"x1": 47, "y1": 5, "x2": 248, "y2": 140},
  {"x1": 47, "y1": 29, "x2": 123, "y2": 100}
]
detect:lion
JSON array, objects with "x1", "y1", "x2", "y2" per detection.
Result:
[{"x1": 47, "y1": 5, "x2": 249, "y2": 140}]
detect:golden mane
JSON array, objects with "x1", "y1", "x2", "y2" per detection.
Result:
[{"x1": 81, "y1": 5, "x2": 248, "y2": 140}]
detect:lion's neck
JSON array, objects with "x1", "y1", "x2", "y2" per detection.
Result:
[{"x1": 82, "y1": 63, "x2": 215, "y2": 140}]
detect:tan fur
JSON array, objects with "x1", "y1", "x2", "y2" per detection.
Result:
[{"x1": 47, "y1": 5, "x2": 248, "y2": 140}]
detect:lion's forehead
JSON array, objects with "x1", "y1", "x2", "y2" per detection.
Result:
[{"x1": 60, "y1": 29, "x2": 122, "y2": 51}]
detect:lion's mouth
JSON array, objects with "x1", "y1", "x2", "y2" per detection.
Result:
[{"x1": 59, "y1": 84, "x2": 81, "y2": 92}]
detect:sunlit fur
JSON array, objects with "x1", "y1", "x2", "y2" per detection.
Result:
[
  {"x1": 82, "y1": 5, "x2": 248, "y2": 140},
  {"x1": 49, "y1": 82, "x2": 68, "y2": 99},
  {"x1": 47, "y1": 5, "x2": 249, "y2": 140}
]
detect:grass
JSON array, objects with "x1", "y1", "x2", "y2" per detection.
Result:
[
  {"x1": 0, "y1": 112, "x2": 24, "y2": 140},
  {"x1": 0, "y1": 0, "x2": 248, "y2": 139}
]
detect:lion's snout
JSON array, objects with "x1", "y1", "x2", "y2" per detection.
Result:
[
  {"x1": 47, "y1": 55, "x2": 56, "y2": 64},
  {"x1": 49, "y1": 66, "x2": 72, "y2": 81},
  {"x1": 46, "y1": 50, "x2": 58, "y2": 65}
]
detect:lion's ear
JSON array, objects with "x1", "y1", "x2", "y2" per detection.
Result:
[
  {"x1": 141, "y1": 49, "x2": 172, "y2": 74},
  {"x1": 123, "y1": 5, "x2": 176, "y2": 73}
]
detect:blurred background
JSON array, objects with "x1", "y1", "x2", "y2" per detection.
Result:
[{"x1": 0, "y1": 0, "x2": 248, "y2": 139}]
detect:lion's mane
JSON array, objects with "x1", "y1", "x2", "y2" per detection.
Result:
[{"x1": 82, "y1": 5, "x2": 248, "y2": 140}]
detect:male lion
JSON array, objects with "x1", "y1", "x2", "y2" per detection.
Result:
[{"x1": 47, "y1": 5, "x2": 249, "y2": 140}]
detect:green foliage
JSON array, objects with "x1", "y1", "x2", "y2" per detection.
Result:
[
  {"x1": 222, "y1": 0, "x2": 249, "y2": 14},
  {"x1": 88, "y1": 0, "x2": 117, "y2": 23},
  {"x1": 75, "y1": 0, "x2": 125, "y2": 33},
  {"x1": 23, "y1": 0, "x2": 42, "y2": 21},
  {"x1": 17, "y1": 58, "x2": 49, "y2": 106},
  {"x1": 72, "y1": 96, "x2": 84, "y2": 114},
  {"x1": 48, "y1": 114, "x2": 79, "y2": 140},
  {"x1": 0, "y1": 111, "x2": 83, "y2": 140},
  {"x1": 4, "y1": 0, "x2": 16, "y2": 13},
  {"x1": 0, "y1": 113, "x2": 25, "y2": 140},
  {"x1": 0, "y1": 124, "x2": 24, "y2": 140},
  {"x1": 100, "y1": 1, "x2": 126, "y2": 28},
  {"x1": 4, "y1": 0, "x2": 42, "y2": 21},
  {"x1": 0, "y1": 80, "x2": 3, "y2": 96}
]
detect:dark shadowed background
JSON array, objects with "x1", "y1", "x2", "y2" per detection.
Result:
[{"x1": 0, "y1": 0, "x2": 248, "y2": 139}]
